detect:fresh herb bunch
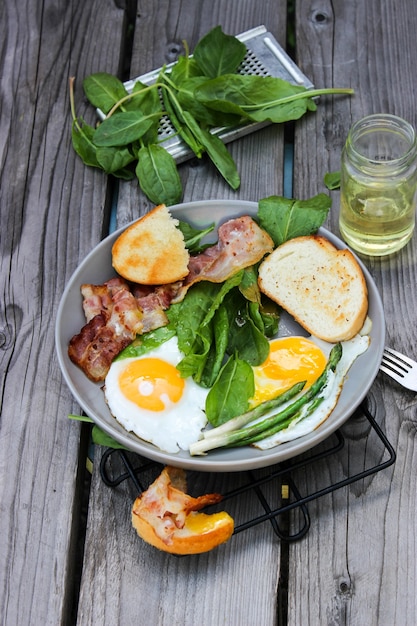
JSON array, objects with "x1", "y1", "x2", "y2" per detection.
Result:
[{"x1": 70, "y1": 26, "x2": 353, "y2": 206}]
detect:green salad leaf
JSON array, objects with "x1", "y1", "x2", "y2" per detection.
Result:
[
  {"x1": 115, "y1": 325, "x2": 176, "y2": 360},
  {"x1": 205, "y1": 354, "x2": 255, "y2": 426},
  {"x1": 257, "y1": 193, "x2": 331, "y2": 247},
  {"x1": 69, "y1": 25, "x2": 353, "y2": 206},
  {"x1": 192, "y1": 25, "x2": 247, "y2": 78}
]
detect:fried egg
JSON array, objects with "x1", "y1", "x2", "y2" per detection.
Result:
[
  {"x1": 252, "y1": 333, "x2": 370, "y2": 449},
  {"x1": 104, "y1": 337, "x2": 208, "y2": 453},
  {"x1": 249, "y1": 336, "x2": 328, "y2": 407}
]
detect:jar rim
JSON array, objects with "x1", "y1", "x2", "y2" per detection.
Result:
[{"x1": 347, "y1": 113, "x2": 417, "y2": 170}]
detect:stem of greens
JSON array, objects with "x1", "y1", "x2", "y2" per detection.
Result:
[
  {"x1": 189, "y1": 343, "x2": 342, "y2": 455},
  {"x1": 106, "y1": 83, "x2": 160, "y2": 117},
  {"x1": 203, "y1": 380, "x2": 306, "y2": 439},
  {"x1": 69, "y1": 77, "x2": 83, "y2": 133},
  {"x1": 241, "y1": 87, "x2": 354, "y2": 112}
]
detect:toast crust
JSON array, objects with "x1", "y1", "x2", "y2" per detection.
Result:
[{"x1": 112, "y1": 205, "x2": 190, "y2": 285}]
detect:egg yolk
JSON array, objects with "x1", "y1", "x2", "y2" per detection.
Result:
[
  {"x1": 250, "y1": 337, "x2": 327, "y2": 406},
  {"x1": 119, "y1": 358, "x2": 185, "y2": 411}
]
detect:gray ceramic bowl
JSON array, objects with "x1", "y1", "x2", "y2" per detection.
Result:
[{"x1": 55, "y1": 200, "x2": 385, "y2": 472}]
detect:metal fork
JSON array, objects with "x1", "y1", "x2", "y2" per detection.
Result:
[{"x1": 380, "y1": 347, "x2": 417, "y2": 391}]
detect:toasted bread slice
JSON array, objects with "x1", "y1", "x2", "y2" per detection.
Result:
[
  {"x1": 112, "y1": 205, "x2": 190, "y2": 285},
  {"x1": 258, "y1": 235, "x2": 368, "y2": 342},
  {"x1": 131, "y1": 466, "x2": 234, "y2": 555}
]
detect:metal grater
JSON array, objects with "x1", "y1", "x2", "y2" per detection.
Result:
[{"x1": 97, "y1": 25, "x2": 314, "y2": 164}]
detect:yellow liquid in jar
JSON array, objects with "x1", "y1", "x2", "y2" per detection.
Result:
[{"x1": 339, "y1": 179, "x2": 416, "y2": 255}]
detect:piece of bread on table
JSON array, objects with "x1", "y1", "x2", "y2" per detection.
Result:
[
  {"x1": 112, "y1": 204, "x2": 190, "y2": 284},
  {"x1": 258, "y1": 235, "x2": 368, "y2": 342},
  {"x1": 131, "y1": 466, "x2": 234, "y2": 555}
]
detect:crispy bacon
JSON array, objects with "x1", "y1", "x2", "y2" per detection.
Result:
[
  {"x1": 189, "y1": 215, "x2": 273, "y2": 283},
  {"x1": 133, "y1": 467, "x2": 223, "y2": 541},
  {"x1": 68, "y1": 314, "x2": 133, "y2": 383},
  {"x1": 68, "y1": 216, "x2": 274, "y2": 382}
]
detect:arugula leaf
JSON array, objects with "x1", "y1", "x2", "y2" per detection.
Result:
[
  {"x1": 257, "y1": 193, "x2": 331, "y2": 247},
  {"x1": 193, "y1": 25, "x2": 247, "y2": 78}
]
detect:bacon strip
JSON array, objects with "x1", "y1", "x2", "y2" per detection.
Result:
[
  {"x1": 132, "y1": 467, "x2": 223, "y2": 542},
  {"x1": 68, "y1": 216, "x2": 274, "y2": 382}
]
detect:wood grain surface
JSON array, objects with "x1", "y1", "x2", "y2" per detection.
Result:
[
  {"x1": 290, "y1": 1, "x2": 417, "y2": 624},
  {"x1": 1, "y1": 0, "x2": 417, "y2": 624}
]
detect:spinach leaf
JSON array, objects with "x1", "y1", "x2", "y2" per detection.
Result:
[
  {"x1": 324, "y1": 170, "x2": 341, "y2": 190},
  {"x1": 115, "y1": 325, "x2": 176, "y2": 360},
  {"x1": 195, "y1": 75, "x2": 352, "y2": 123},
  {"x1": 259, "y1": 300, "x2": 280, "y2": 338},
  {"x1": 205, "y1": 354, "x2": 255, "y2": 426},
  {"x1": 193, "y1": 26, "x2": 247, "y2": 78},
  {"x1": 257, "y1": 193, "x2": 331, "y2": 246},
  {"x1": 195, "y1": 75, "x2": 315, "y2": 122},
  {"x1": 168, "y1": 273, "x2": 243, "y2": 383},
  {"x1": 159, "y1": 70, "x2": 205, "y2": 158},
  {"x1": 168, "y1": 282, "x2": 219, "y2": 355},
  {"x1": 169, "y1": 54, "x2": 204, "y2": 85},
  {"x1": 92, "y1": 426, "x2": 130, "y2": 450},
  {"x1": 83, "y1": 72, "x2": 128, "y2": 113},
  {"x1": 194, "y1": 124, "x2": 241, "y2": 190},
  {"x1": 239, "y1": 266, "x2": 261, "y2": 304},
  {"x1": 71, "y1": 119, "x2": 100, "y2": 168},
  {"x1": 176, "y1": 77, "x2": 243, "y2": 127},
  {"x1": 199, "y1": 305, "x2": 230, "y2": 387},
  {"x1": 96, "y1": 145, "x2": 135, "y2": 175},
  {"x1": 224, "y1": 292, "x2": 270, "y2": 366},
  {"x1": 176, "y1": 323, "x2": 213, "y2": 383},
  {"x1": 177, "y1": 220, "x2": 215, "y2": 252},
  {"x1": 93, "y1": 111, "x2": 161, "y2": 147},
  {"x1": 136, "y1": 144, "x2": 182, "y2": 206}
]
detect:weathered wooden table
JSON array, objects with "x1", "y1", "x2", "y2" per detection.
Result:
[{"x1": 2, "y1": 0, "x2": 417, "y2": 624}]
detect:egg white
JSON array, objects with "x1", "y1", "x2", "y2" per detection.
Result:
[
  {"x1": 252, "y1": 333, "x2": 370, "y2": 449},
  {"x1": 104, "y1": 336, "x2": 208, "y2": 453}
]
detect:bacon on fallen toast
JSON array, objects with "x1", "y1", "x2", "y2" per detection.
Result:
[{"x1": 131, "y1": 466, "x2": 234, "y2": 554}]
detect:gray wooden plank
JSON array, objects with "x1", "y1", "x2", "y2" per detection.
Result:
[
  {"x1": 0, "y1": 1, "x2": 127, "y2": 624},
  {"x1": 290, "y1": 0, "x2": 417, "y2": 624},
  {"x1": 76, "y1": 1, "x2": 290, "y2": 624}
]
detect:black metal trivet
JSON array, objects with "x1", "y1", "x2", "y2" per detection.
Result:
[{"x1": 99, "y1": 400, "x2": 395, "y2": 543}]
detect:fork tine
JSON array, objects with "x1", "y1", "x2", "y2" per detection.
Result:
[
  {"x1": 383, "y1": 347, "x2": 415, "y2": 369},
  {"x1": 380, "y1": 347, "x2": 417, "y2": 391},
  {"x1": 380, "y1": 363, "x2": 405, "y2": 381},
  {"x1": 382, "y1": 352, "x2": 409, "y2": 374}
]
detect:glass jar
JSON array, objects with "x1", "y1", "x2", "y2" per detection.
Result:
[{"x1": 339, "y1": 114, "x2": 417, "y2": 256}]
